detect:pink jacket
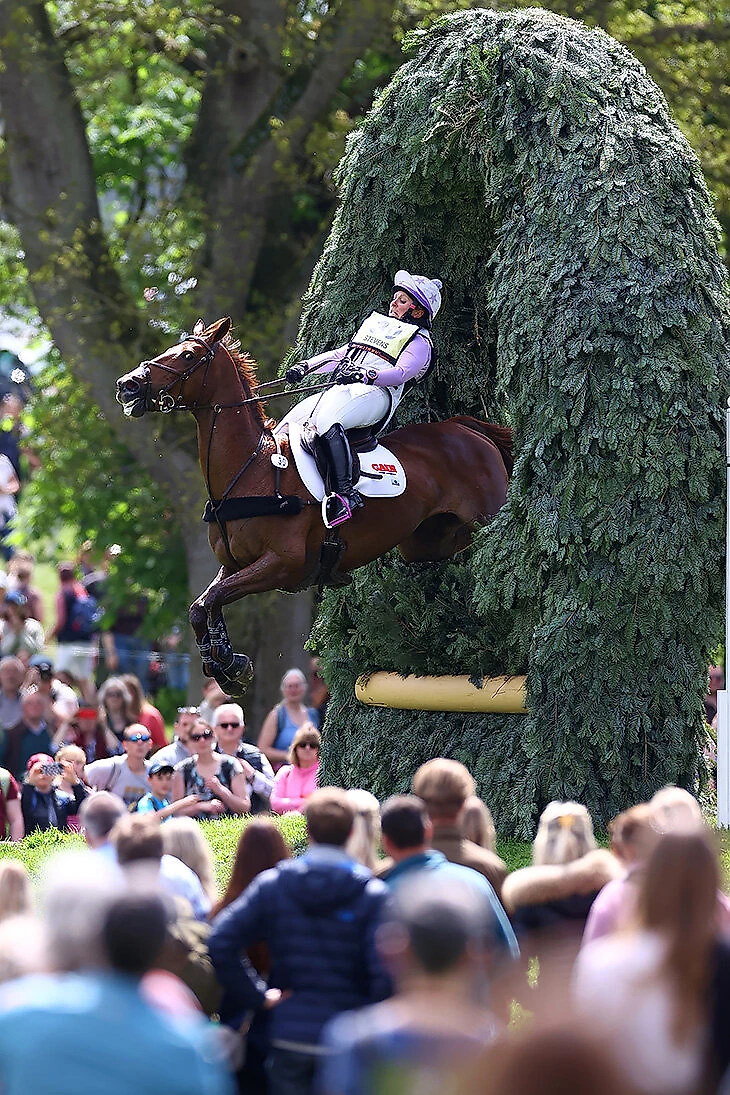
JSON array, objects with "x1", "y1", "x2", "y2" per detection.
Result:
[{"x1": 270, "y1": 762, "x2": 319, "y2": 814}]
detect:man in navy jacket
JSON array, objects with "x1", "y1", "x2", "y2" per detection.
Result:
[{"x1": 209, "y1": 787, "x2": 390, "y2": 1095}]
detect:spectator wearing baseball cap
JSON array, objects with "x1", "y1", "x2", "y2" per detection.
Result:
[
  {"x1": 27, "y1": 654, "x2": 79, "y2": 732},
  {"x1": 20, "y1": 752, "x2": 87, "y2": 835},
  {"x1": 0, "y1": 591, "x2": 44, "y2": 667},
  {"x1": 135, "y1": 761, "x2": 200, "y2": 821}
]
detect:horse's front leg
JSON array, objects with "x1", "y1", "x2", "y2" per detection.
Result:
[
  {"x1": 189, "y1": 566, "x2": 233, "y2": 683},
  {"x1": 189, "y1": 552, "x2": 295, "y2": 697}
]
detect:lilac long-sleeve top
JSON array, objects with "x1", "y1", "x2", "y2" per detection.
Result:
[{"x1": 303, "y1": 331, "x2": 432, "y2": 389}]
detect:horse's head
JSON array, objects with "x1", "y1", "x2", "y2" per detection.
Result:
[{"x1": 116, "y1": 316, "x2": 232, "y2": 417}]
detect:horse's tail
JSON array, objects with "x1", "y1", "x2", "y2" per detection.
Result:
[{"x1": 452, "y1": 416, "x2": 513, "y2": 479}]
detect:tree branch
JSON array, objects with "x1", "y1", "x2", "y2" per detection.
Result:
[
  {"x1": 625, "y1": 19, "x2": 730, "y2": 48},
  {"x1": 185, "y1": 0, "x2": 290, "y2": 194},
  {"x1": 0, "y1": 0, "x2": 203, "y2": 516},
  {"x1": 197, "y1": 0, "x2": 393, "y2": 319}
]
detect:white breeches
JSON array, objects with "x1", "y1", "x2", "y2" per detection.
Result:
[{"x1": 286, "y1": 383, "x2": 392, "y2": 433}]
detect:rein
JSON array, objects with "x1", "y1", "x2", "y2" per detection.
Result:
[{"x1": 140, "y1": 333, "x2": 327, "y2": 567}]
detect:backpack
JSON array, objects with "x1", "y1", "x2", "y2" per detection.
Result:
[{"x1": 69, "y1": 592, "x2": 103, "y2": 639}]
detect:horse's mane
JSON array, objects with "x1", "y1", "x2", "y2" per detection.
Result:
[{"x1": 207, "y1": 326, "x2": 275, "y2": 430}]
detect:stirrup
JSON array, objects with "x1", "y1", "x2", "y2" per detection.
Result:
[{"x1": 322, "y1": 492, "x2": 360, "y2": 529}]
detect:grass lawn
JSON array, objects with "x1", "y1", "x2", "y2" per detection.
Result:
[
  {"x1": 2, "y1": 817, "x2": 729, "y2": 897},
  {"x1": 0, "y1": 813, "x2": 307, "y2": 893},
  {"x1": 0, "y1": 815, "x2": 539, "y2": 896}
]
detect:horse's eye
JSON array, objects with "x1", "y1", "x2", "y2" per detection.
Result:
[{"x1": 182, "y1": 350, "x2": 195, "y2": 361}]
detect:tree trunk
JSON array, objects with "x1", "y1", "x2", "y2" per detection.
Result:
[{"x1": 245, "y1": 589, "x2": 314, "y2": 741}]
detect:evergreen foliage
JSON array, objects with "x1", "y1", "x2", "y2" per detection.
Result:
[{"x1": 303, "y1": 7, "x2": 729, "y2": 837}]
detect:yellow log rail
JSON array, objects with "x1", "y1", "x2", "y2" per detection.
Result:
[{"x1": 355, "y1": 672, "x2": 528, "y2": 713}]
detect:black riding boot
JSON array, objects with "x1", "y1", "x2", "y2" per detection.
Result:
[{"x1": 315, "y1": 423, "x2": 363, "y2": 527}]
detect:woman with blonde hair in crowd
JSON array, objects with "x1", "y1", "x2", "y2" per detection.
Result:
[
  {"x1": 574, "y1": 829, "x2": 730, "y2": 1093},
  {"x1": 162, "y1": 816, "x2": 218, "y2": 905},
  {"x1": 0, "y1": 860, "x2": 32, "y2": 922},
  {"x1": 97, "y1": 676, "x2": 136, "y2": 751},
  {"x1": 649, "y1": 785, "x2": 703, "y2": 832},
  {"x1": 345, "y1": 789, "x2": 381, "y2": 870},
  {"x1": 460, "y1": 796, "x2": 497, "y2": 852},
  {"x1": 502, "y1": 801, "x2": 621, "y2": 961},
  {"x1": 54, "y1": 743, "x2": 91, "y2": 832},
  {"x1": 270, "y1": 724, "x2": 320, "y2": 815}
]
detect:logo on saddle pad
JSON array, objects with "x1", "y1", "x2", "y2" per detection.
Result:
[{"x1": 279, "y1": 421, "x2": 407, "y2": 503}]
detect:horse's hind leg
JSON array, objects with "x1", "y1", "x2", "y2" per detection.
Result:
[{"x1": 398, "y1": 513, "x2": 474, "y2": 563}]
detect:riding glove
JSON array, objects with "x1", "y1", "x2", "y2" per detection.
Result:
[{"x1": 285, "y1": 362, "x2": 309, "y2": 384}]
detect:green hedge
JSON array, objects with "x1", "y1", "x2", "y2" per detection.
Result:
[{"x1": 302, "y1": 7, "x2": 728, "y2": 837}]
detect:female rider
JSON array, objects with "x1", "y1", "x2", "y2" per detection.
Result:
[{"x1": 285, "y1": 270, "x2": 442, "y2": 527}]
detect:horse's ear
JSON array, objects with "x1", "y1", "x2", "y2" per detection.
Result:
[
  {"x1": 193, "y1": 319, "x2": 206, "y2": 336},
  {"x1": 209, "y1": 316, "x2": 232, "y2": 345}
]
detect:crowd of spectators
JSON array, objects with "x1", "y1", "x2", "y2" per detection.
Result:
[
  {"x1": 0, "y1": 564, "x2": 727, "y2": 1094},
  {"x1": 0, "y1": 711, "x2": 728, "y2": 1095},
  {"x1": 0, "y1": 555, "x2": 313, "y2": 837}
]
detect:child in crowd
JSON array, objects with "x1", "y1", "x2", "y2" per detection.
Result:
[
  {"x1": 136, "y1": 760, "x2": 199, "y2": 821},
  {"x1": 54, "y1": 744, "x2": 89, "y2": 832}
]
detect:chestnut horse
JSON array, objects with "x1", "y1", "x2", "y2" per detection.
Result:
[{"x1": 116, "y1": 317, "x2": 511, "y2": 697}]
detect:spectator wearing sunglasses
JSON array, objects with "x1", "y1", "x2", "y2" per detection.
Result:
[
  {"x1": 153, "y1": 706, "x2": 201, "y2": 769},
  {"x1": 85, "y1": 723, "x2": 153, "y2": 808},
  {"x1": 172, "y1": 718, "x2": 250, "y2": 819},
  {"x1": 212, "y1": 703, "x2": 274, "y2": 814},
  {"x1": 270, "y1": 725, "x2": 320, "y2": 815}
]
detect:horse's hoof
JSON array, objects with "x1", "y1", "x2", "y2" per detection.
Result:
[
  {"x1": 225, "y1": 678, "x2": 250, "y2": 700},
  {"x1": 204, "y1": 654, "x2": 253, "y2": 696},
  {"x1": 236, "y1": 656, "x2": 254, "y2": 685}
]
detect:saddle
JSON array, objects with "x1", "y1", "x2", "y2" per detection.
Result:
[
  {"x1": 302, "y1": 425, "x2": 378, "y2": 485},
  {"x1": 277, "y1": 421, "x2": 407, "y2": 503}
]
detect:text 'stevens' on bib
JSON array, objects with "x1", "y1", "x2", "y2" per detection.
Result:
[{"x1": 349, "y1": 312, "x2": 420, "y2": 364}]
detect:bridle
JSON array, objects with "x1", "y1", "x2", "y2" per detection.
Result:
[
  {"x1": 118, "y1": 330, "x2": 329, "y2": 566},
  {"x1": 137, "y1": 334, "x2": 222, "y2": 414}
]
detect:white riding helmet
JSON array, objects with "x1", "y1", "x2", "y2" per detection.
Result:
[{"x1": 394, "y1": 270, "x2": 443, "y2": 322}]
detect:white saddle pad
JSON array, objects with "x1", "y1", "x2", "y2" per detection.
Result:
[{"x1": 278, "y1": 421, "x2": 406, "y2": 501}]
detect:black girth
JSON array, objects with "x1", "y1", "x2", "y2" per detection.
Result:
[{"x1": 202, "y1": 496, "x2": 305, "y2": 522}]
